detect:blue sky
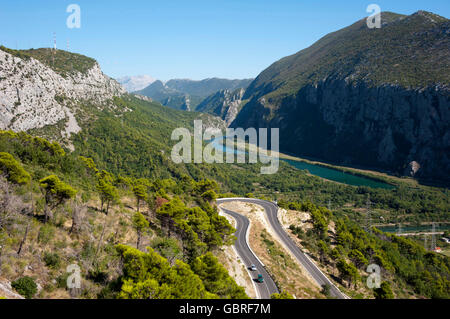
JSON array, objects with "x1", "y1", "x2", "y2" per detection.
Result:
[{"x1": 1, "y1": 0, "x2": 449, "y2": 80}]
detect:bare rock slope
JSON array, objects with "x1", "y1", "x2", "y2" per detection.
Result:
[{"x1": 0, "y1": 47, "x2": 125, "y2": 136}]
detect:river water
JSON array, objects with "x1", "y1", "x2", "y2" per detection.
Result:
[{"x1": 210, "y1": 138, "x2": 395, "y2": 189}]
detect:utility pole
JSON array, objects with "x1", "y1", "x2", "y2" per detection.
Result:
[{"x1": 424, "y1": 234, "x2": 428, "y2": 251}]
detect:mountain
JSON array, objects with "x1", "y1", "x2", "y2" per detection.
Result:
[
  {"x1": 0, "y1": 47, "x2": 126, "y2": 147},
  {"x1": 136, "y1": 78, "x2": 253, "y2": 111},
  {"x1": 165, "y1": 78, "x2": 253, "y2": 97},
  {"x1": 196, "y1": 88, "x2": 246, "y2": 125},
  {"x1": 135, "y1": 80, "x2": 199, "y2": 111},
  {"x1": 0, "y1": 45, "x2": 226, "y2": 178},
  {"x1": 232, "y1": 11, "x2": 450, "y2": 184},
  {"x1": 116, "y1": 75, "x2": 156, "y2": 92}
]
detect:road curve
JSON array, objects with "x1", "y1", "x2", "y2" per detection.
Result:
[
  {"x1": 218, "y1": 198, "x2": 347, "y2": 299},
  {"x1": 219, "y1": 207, "x2": 279, "y2": 299}
]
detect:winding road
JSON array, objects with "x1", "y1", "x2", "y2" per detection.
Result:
[
  {"x1": 220, "y1": 207, "x2": 279, "y2": 299},
  {"x1": 218, "y1": 198, "x2": 347, "y2": 299}
]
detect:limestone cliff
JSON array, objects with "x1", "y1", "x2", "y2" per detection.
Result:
[
  {"x1": 0, "y1": 47, "x2": 125, "y2": 138},
  {"x1": 232, "y1": 11, "x2": 450, "y2": 183}
]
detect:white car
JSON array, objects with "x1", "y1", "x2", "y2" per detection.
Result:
[{"x1": 250, "y1": 264, "x2": 257, "y2": 271}]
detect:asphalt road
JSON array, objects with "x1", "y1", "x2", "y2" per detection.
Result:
[
  {"x1": 219, "y1": 207, "x2": 279, "y2": 299},
  {"x1": 218, "y1": 198, "x2": 347, "y2": 299}
]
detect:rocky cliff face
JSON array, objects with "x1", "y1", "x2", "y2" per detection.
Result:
[
  {"x1": 0, "y1": 48, "x2": 125, "y2": 136},
  {"x1": 236, "y1": 77, "x2": 449, "y2": 182},
  {"x1": 232, "y1": 11, "x2": 450, "y2": 184},
  {"x1": 196, "y1": 88, "x2": 245, "y2": 125}
]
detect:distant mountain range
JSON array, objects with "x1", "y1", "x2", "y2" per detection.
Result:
[
  {"x1": 231, "y1": 11, "x2": 450, "y2": 184},
  {"x1": 117, "y1": 75, "x2": 156, "y2": 92},
  {"x1": 135, "y1": 78, "x2": 253, "y2": 111}
]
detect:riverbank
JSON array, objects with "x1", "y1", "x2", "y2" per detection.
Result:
[{"x1": 211, "y1": 138, "x2": 397, "y2": 189}]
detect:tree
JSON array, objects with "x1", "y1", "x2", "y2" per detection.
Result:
[
  {"x1": 194, "y1": 179, "x2": 219, "y2": 194},
  {"x1": 132, "y1": 212, "x2": 149, "y2": 249},
  {"x1": 79, "y1": 156, "x2": 98, "y2": 176},
  {"x1": 337, "y1": 259, "x2": 360, "y2": 288},
  {"x1": 310, "y1": 210, "x2": 328, "y2": 238},
  {"x1": 150, "y1": 237, "x2": 182, "y2": 266},
  {"x1": 11, "y1": 276, "x2": 37, "y2": 299},
  {"x1": 115, "y1": 245, "x2": 216, "y2": 299},
  {"x1": 191, "y1": 252, "x2": 248, "y2": 299},
  {"x1": 348, "y1": 249, "x2": 369, "y2": 269},
  {"x1": 96, "y1": 178, "x2": 119, "y2": 214},
  {"x1": 0, "y1": 152, "x2": 30, "y2": 184},
  {"x1": 39, "y1": 175, "x2": 76, "y2": 222},
  {"x1": 133, "y1": 184, "x2": 147, "y2": 213},
  {"x1": 318, "y1": 240, "x2": 329, "y2": 264},
  {"x1": 374, "y1": 282, "x2": 394, "y2": 299},
  {"x1": 201, "y1": 190, "x2": 217, "y2": 202}
]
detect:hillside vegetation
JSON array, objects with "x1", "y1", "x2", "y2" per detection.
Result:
[
  {"x1": 0, "y1": 130, "x2": 248, "y2": 299},
  {"x1": 280, "y1": 201, "x2": 449, "y2": 299},
  {"x1": 244, "y1": 11, "x2": 449, "y2": 102},
  {"x1": 0, "y1": 47, "x2": 97, "y2": 77}
]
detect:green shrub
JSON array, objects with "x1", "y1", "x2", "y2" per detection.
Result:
[
  {"x1": 0, "y1": 152, "x2": 31, "y2": 184},
  {"x1": 11, "y1": 276, "x2": 38, "y2": 299},
  {"x1": 43, "y1": 252, "x2": 61, "y2": 269},
  {"x1": 38, "y1": 224, "x2": 55, "y2": 244},
  {"x1": 56, "y1": 273, "x2": 70, "y2": 289}
]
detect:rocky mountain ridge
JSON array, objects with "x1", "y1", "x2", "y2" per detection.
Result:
[
  {"x1": 136, "y1": 78, "x2": 252, "y2": 111},
  {"x1": 232, "y1": 11, "x2": 450, "y2": 184},
  {"x1": 0, "y1": 47, "x2": 126, "y2": 141}
]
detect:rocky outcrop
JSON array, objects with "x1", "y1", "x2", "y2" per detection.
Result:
[
  {"x1": 0, "y1": 278, "x2": 24, "y2": 299},
  {"x1": 232, "y1": 11, "x2": 450, "y2": 184},
  {"x1": 234, "y1": 78, "x2": 450, "y2": 183},
  {"x1": 0, "y1": 48, "x2": 125, "y2": 134},
  {"x1": 196, "y1": 88, "x2": 245, "y2": 125}
]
